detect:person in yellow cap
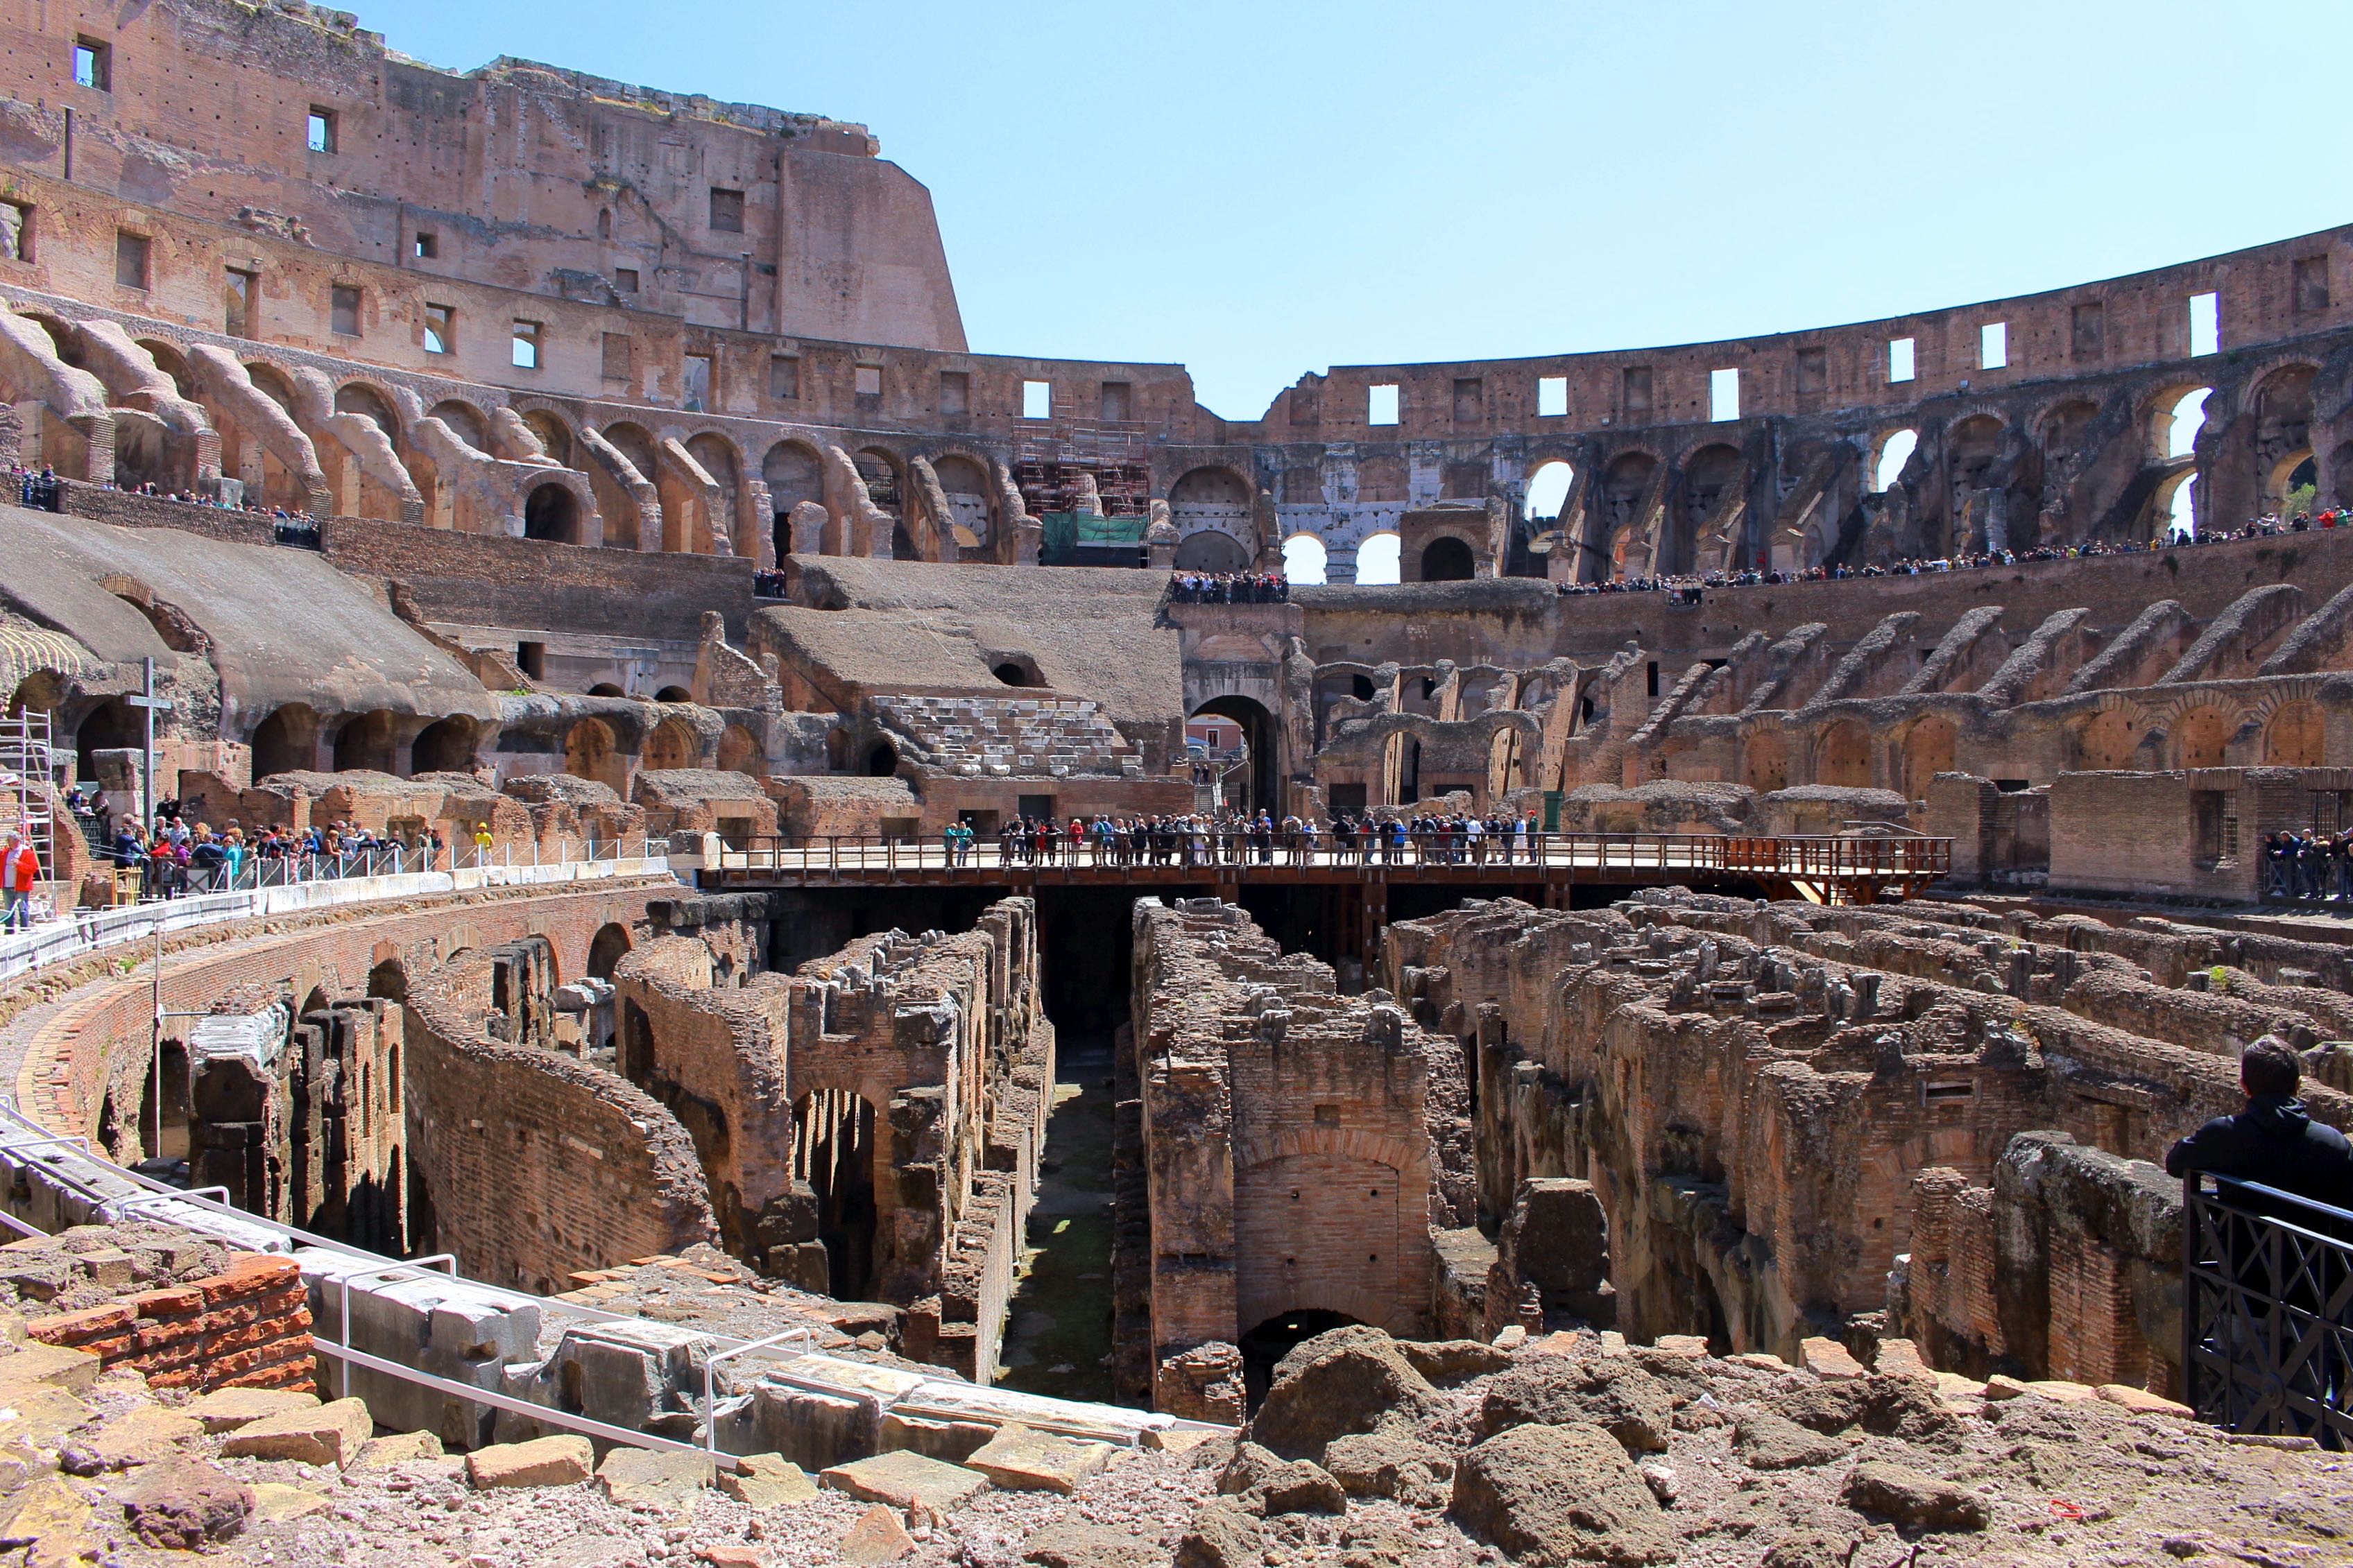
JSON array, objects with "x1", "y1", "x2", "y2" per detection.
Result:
[{"x1": 472, "y1": 822, "x2": 494, "y2": 864}]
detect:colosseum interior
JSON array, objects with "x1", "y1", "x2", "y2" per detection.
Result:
[{"x1": 0, "y1": 3, "x2": 2350, "y2": 1565}]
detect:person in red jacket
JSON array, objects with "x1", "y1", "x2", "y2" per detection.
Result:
[{"x1": 1, "y1": 830, "x2": 40, "y2": 931}]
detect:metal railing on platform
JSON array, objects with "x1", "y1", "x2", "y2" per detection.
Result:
[
  {"x1": 702, "y1": 829, "x2": 1952, "y2": 886},
  {"x1": 2183, "y1": 1173, "x2": 2353, "y2": 1449}
]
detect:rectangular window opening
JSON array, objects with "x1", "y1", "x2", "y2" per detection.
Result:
[
  {"x1": 938, "y1": 370, "x2": 969, "y2": 415},
  {"x1": 769, "y1": 354, "x2": 800, "y2": 401},
  {"x1": 1979, "y1": 321, "x2": 2008, "y2": 370},
  {"x1": 601, "y1": 332, "x2": 633, "y2": 381},
  {"x1": 1888, "y1": 336, "x2": 1916, "y2": 384},
  {"x1": 1022, "y1": 379, "x2": 1052, "y2": 421},
  {"x1": 114, "y1": 230, "x2": 150, "y2": 290},
  {"x1": 516, "y1": 641, "x2": 545, "y2": 681},
  {"x1": 422, "y1": 304, "x2": 453, "y2": 356},
  {"x1": 223, "y1": 268, "x2": 254, "y2": 336},
  {"x1": 74, "y1": 39, "x2": 111, "y2": 92},
  {"x1": 1709, "y1": 367, "x2": 1740, "y2": 422},
  {"x1": 1537, "y1": 375, "x2": 1568, "y2": 417},
  {"x1": 2190, "y1": 291, "x2": 2221, "y2": 357},
  {"x1": 1367, "y1": 383, "x2": 1400, "y2": 426},
  {"x1": 0, "y1": 202, "x2": 33, "y2": 264},
  {"x1": 613, "y1": 267, "x2": 639, "y2": 294},
  {"x1": 511, "y1": 319, "x2": 541, "y2": 370},
  {"x1": 306, "y1": 107, "x2": 336, "y2": 155},
  {"x1": 708, "y1": 187, "x2": 744, "y2": 234},
  {"x1": 853, "y1": 363, "x2": 882, "y2": 398},
  {"x1": 330, "y1": 283, "x2": 361, "y2": 337},
  {"x1": 683, "y1": 352, "x2": 714, "y2": 413},
  {"x1": 412, "y1": 232, "x2": 437, "y2": 261}
]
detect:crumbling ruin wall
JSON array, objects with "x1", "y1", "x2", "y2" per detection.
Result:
[
  {"x1": 1130, "y1": 897, "x2": 1473, "y2": 1421},
  {"x1": 610, "y1": 936, "x2": 797, "y2": 1264},
  {"x1": 402, "y1": 938, "x2": 719, "y2": 1294},
  {"x1": 1385, "y1": 888, "x2": 2353, "y2": 1393},
  {"x1": 768, "y1": 897, "x2": 1052, "y2": 1382}
]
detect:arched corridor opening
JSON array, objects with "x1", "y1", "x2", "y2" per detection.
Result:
[
  {"x1": 1355, "y1": 533, "x2": 1401, "y2": 585},
  {"x1": 1192, "y1": 695, "x2": 1276, "y2": 814},
  {"x1": 523, "y1": 483, "x2": 578, "y2": 544},
  {"x1": 792, "y1": 1089, "x2": 878, "y2": 1300},
  {"x1": 411, "y1": 715, "x2": 478, "y2": 775},
  {"x1": 1240, "y1": 1309, "x2": 1359, "y2": 1409},
  {"x1": 1873, "y1": 429, "x2": 1919, "y2": 493},
  {"x1": 1420, "y1": 536, "x2": 1475, "y2": 580}
]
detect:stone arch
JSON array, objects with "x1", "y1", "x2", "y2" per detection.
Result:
[
  {"x1": 932, "y1": 453, "x2": 992, "y2": 548},
  {"x1": 333, "y1": 709, "x2": 400, "y2": 774},
  {"x1": 1871, "y1": 427, "x2": 1920, "y2": 493},
  {"x1": 601, "y1": 422, "x2": 660, "y2": 482},
  {"x1": 1194, "y1": 694, "x2": 1278, "y2": 813},
  {"x1": 1597, "y1": 451, "x2": 1659, "y2": 578},
  {"x1": 136, "y1": 340, "x2": 197, "y2": 402},
  {"x1": 1174, "y1": 531, "x2": 1251, "y2": 572},
  {"x1": 1420, "y1": 535, "x2": 1475, "y2": 581},
  {"x1": 523, "y1": 482, "x2": 579, "y2": 544},
  {"x1": 333, "y1": 380, "x2": 401, "y2": 436},
  {"x1": 1740, "y1": 728, "x2": 1789, "y2": 793},
  {"x1": 248, "y1": 704, "x2": 318, "y2": 777},
  {"x1": 411, "y1": 715, "x2": 479, "y2": 775},
  {"x1": 2264, "y1": 699, "x2": 2325, "y2": 766},
  {"x1": 643, "y1": 717, "x2": 698, "y2": 772},
  {"x1": 2037, "y1": 397, "x2": 2100, "y2": 458},
  {"x1": 520, "y1": 408, "x2": 574, "y2": 467},
  {"x1": 1814, "y1": 718, "x2": 1872, "y2": 789},
  {"x1": 588, "y1": 922, "x2": 633, "y2": 981},
  {"x1": 565, "y1": 717, "x2": 626, "y2": 793},
  {"x1": 685, "y1": 431, "x2": 742, "y2": 498},
  {"x1": 855, "y1": 448, "x2": 905, "y2": 552},
  {"x1": 1170, "y1": 465, "x2": 1256, "y2": 562},
  {"x1": 1672, "y1": 442, "x2": 1743, "y2": 571},
  {"x1": 763, "y1": 439, "x2": 825, "y2": 560},
  {"x1": 2172, "y1": 706, "x2": 2232, "y2": 770},
  {"x1": 717, "y1": 723, "x2": 763, "y2": 777},
  {"x1": 427, "y1": 399, "x2": 491, "y2": 453},
  {"x1": 1901, "y1": 715, "x2": 1957, "y2": 800},
  {"x1": 2075, "y1": 705, "x2": 2144, "y2": 771}
]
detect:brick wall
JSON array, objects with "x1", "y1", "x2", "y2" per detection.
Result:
[
  {"x1": 404, "y1": 941, "x2": 718, "y2": 1294},
  {"x1": 318, "y1": 518, "x2": 756, "y2": 641},
  {"x1": 26, "y1": 1252, "x2": 314, "y2": 1394}
]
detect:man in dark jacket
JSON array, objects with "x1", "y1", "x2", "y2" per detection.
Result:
[{"x1": 2167, "y1": 1036, "x2": 2353, "y2": 1209}]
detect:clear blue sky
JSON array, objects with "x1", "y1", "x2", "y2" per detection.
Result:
[{"x1": 376, "y1": 0, "x2": 2352, "y2": 422}]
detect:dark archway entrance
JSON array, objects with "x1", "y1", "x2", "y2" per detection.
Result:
[
  {"x1": 792, "y1": 1089, "x2": 878, "y2": 1299},
  {"x1": 523, "y1": 482, "x2": 579, "y2": 544},
  {"x1": 1191, "y1": 695, "x2": 1276, "y2": 816},
  {"x1": 1240, "y1": 1309, "x2": 1360, "y2": 1408},
  {"x1": 1420, "y1": 536, "x2": 1475, "y2": 580}
]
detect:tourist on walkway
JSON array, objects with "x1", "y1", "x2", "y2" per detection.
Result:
[{"x1": 0, "y1": 830, "x2": 38, "y2": 931}]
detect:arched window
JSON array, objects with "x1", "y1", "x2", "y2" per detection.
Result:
[
  {"x1": 1282, "y1": 533, "x2": 1328, "y2": 585},
  {"x1": 1873, "y1": 429, "x2": 1919, "y2": 493},
  {"x1": 1355, "y1": 533, "x2": 1402, "y2": 585},
  {"x1": 1523, "y1": 460, "x2": 1573, "y2": 521}
]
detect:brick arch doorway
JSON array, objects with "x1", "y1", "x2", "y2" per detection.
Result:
[
  {"x1": 1238, "y1": 1308, "x2": 1359, "y2": 1411},
  {"x1": 1192, "y1": 694, "x2": 1276, "y2": 816}
]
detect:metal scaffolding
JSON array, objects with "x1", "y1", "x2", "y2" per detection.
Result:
[{"x1": 0, "y1": 708, "x2": 63, "y2": 886}]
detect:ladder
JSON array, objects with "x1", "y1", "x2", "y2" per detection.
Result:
[{"x1": 0, "y1": 710, "x2": 63, "y2": 893}]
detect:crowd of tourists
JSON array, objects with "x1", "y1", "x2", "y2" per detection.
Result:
[
  {"x1": 8, "y1": 465, "x2": 323, "y2": 543},
  {"x1": 68, "y1": 787, "x2": 454, "y2": 900},
  {"x1": 2263, "y1": 829, "x2": 2353, "y2": 902},
  {"x1": 1167, "y1": 571, "x2": 1289, "y2": 604},
  {"x1": 936, "y1": 808, "x2": 1552, "y2": 868},
  {"x1": 1556, "y1": 508, "x2": 2353, "y2": 601}
]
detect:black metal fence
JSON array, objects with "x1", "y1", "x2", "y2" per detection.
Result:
[{"x1": 2183, "y1": 1174, "x2": 2353, "y2": 1449}]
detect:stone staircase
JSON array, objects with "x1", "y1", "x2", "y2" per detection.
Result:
[{"x1": 871, "y1": 695, "x2": 1144, "y2": 779}]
